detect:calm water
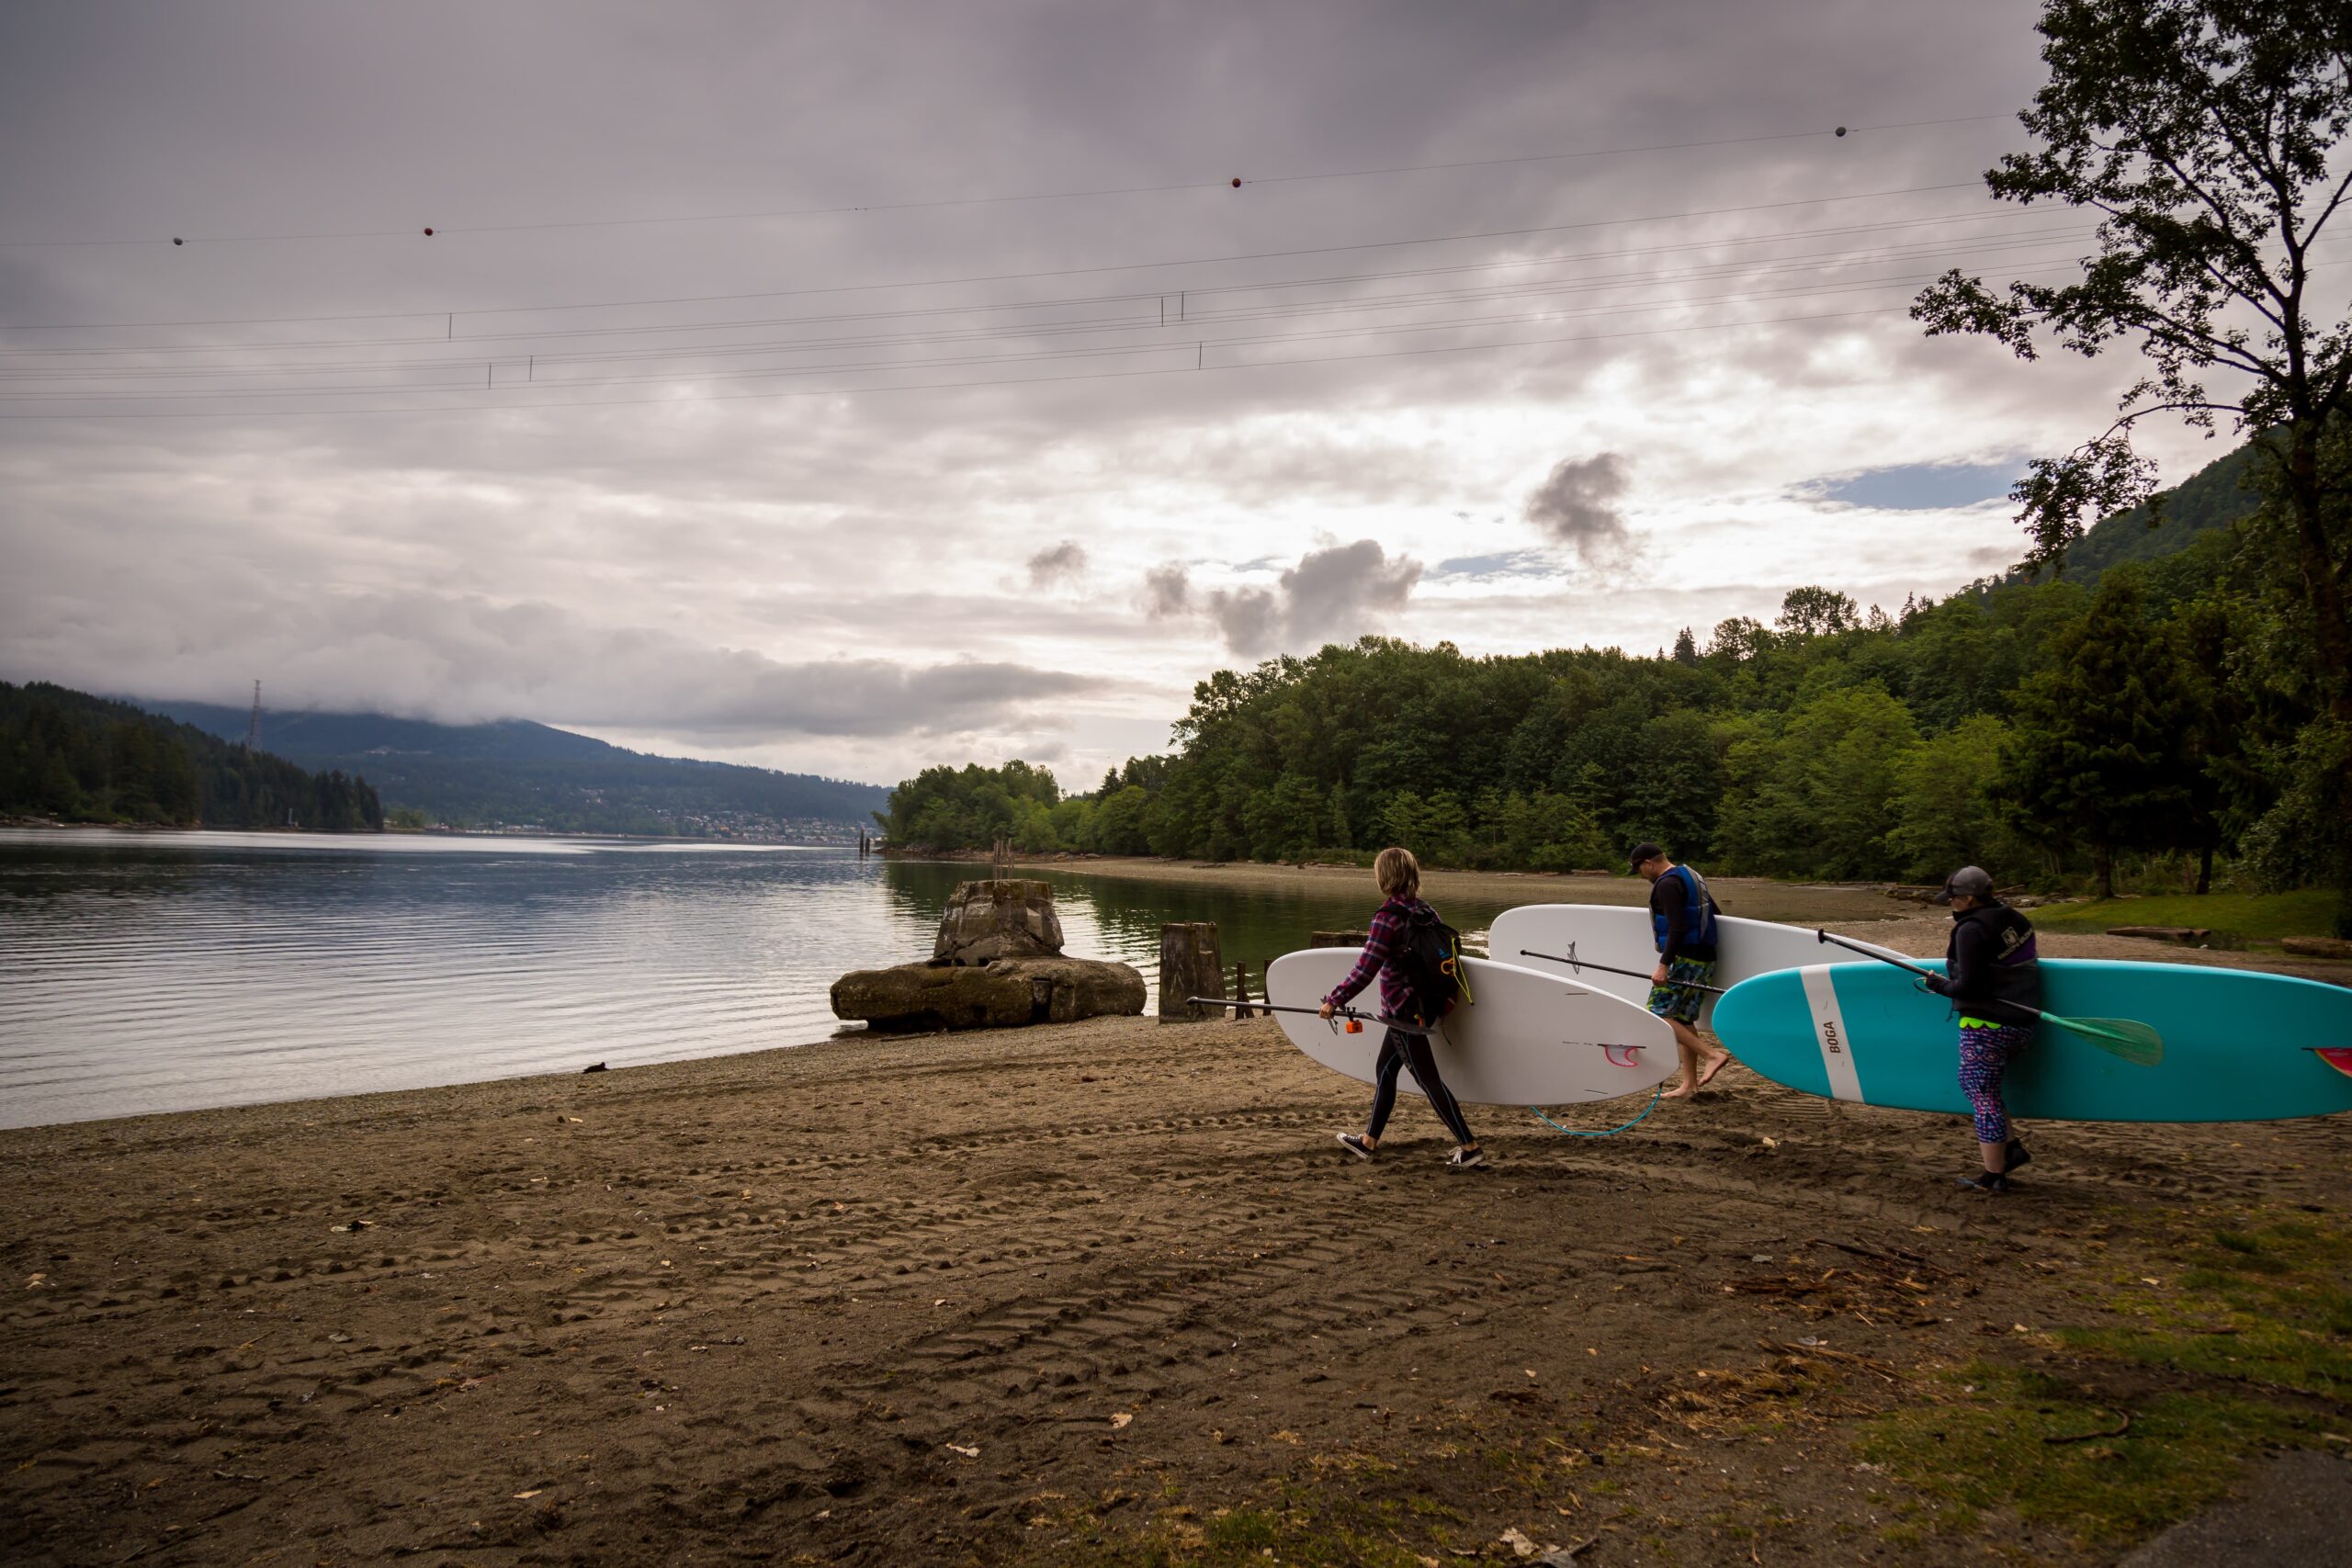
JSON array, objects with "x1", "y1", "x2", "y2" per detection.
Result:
[{"x1": 0, "y1": 829, "x2": 1530, "y2": 1129}]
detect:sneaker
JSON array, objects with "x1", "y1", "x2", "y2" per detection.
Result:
[
  {"x1": 1956, "y1": 1171, "x2": 2010, "y2": 1194},
  {"x1": 2004, "y1": 1139, "x2": 2032, "y2": 1172},
  {"x1": 1444, "y1": 1147, "x2": 1487, "y2": 1171},
  {"x1": 1336, "y1": 1133, "x2": 1374, "y2": 1160}
]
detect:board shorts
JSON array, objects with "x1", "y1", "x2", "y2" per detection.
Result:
[{"x1": 1646, "y1": 957, "x2": 1716, "y2": 1024}]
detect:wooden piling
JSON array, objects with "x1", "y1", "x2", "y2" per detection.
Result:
[{"x1": 1159, "y1": 921, "x2": 1223, "y2": 1021}]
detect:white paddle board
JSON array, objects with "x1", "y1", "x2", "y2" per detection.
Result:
[
  {"x1": 1487, "y1": 903, "x2": 1911, "y2": 1032},
  {"x1": 1262, "y1": 948, "x2": 1678, "y2": 1106}
]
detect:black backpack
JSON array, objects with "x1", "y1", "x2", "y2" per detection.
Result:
[{"x1": 1396, "y1": 903, "x2": 1473, "y2": 1026}]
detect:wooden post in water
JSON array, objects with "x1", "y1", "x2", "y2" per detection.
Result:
[
  {"x1": 1309, "y1": 931, "x2": 1368, "y2": 948},
  {"x1": 1230, "y1": 960, "x2": 1257, "y2": 1021},
  {"x1": 1159, "y1": 922, "x2": 1222, "y2": 1021}
]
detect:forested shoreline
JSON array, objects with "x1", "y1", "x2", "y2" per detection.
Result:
[
  {"x1": 0, "y1": 682, "x2": 383, "y2": 831},
  {"x1": 877, "y1": 443, "x2": 2343, "y2": 919}
]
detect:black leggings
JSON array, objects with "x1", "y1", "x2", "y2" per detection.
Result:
[{"x1": 1366, "y1": 1026, "x2": 1476, "y2": 1145}]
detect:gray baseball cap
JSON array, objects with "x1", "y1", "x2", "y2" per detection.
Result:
[{"x1": 1932, "y1": 865, "x2": 1995, "y2": 905}]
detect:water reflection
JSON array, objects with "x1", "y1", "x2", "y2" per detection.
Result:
[{"x1": 0, "y1": 833, "x2": 1532, "y2": 1130}]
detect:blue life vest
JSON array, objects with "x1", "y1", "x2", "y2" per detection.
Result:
[{"x1": 1650, "y1": 863, "x2": 1720, "y2": 953}]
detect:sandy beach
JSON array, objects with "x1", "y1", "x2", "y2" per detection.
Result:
[{"x1": 5, "y1": 898, "x2": 2348, "y2": 1567}]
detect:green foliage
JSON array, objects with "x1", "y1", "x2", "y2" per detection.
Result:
[
  {"x1": 0, "y1": 682, "x2": 381, "y2": 830},
  {"x1": 876, "y1": 760, "x2": 1064, "y2": 851},
  {"x1": 1886, "y1": 715, "x2": 2020, "y2": 879},
  {"x1": 2002, "y1": 573, "x2": 2195, "y2": 895},
  {"x1": 1719, "y1": 686, "x2": 1920, "y2": 879}
]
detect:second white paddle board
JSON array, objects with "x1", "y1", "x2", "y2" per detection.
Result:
[
  {"x1": 1262, "y1": 948, "x2": 1678, "y2": 1105},
  {"x1": 1488, "y1": 902, "x2": 1911, "y2": 1032}
]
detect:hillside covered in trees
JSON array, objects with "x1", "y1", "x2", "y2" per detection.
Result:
[
  {"x1": 878, "y1": 435, "x2": 2335, "y2": 908},
  {"x1": 1, "y1": 682, "x2": 382, "y2": 830},
  {"x1": 143, "y1": 702, "x2": 888, "y2": 840}
]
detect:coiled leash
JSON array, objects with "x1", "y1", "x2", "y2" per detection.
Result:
[{"x1": 1529, "y1": 1083, "x2": 1662, "y2": 1138}]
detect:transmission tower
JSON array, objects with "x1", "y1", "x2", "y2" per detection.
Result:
[{"x1": 243, "y1": 681, "x2": 262, "y2": 750}]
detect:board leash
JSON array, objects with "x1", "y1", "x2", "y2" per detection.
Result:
[{"x1": 1529, "y1": 1083, "x2": 1662, "y2": 1138}]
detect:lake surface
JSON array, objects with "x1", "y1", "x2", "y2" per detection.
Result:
[{"x1": 0, "y1": 829, "x2": 1535, "y2": 1129}]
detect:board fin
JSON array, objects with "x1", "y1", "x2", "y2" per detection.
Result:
[
  {"x1": 2314, "y1": 1046, "x2": 2352, "y2": 1079},
  {"x1": 1603, "y1": 1045, "x2": 1644, "y2": 1068}
]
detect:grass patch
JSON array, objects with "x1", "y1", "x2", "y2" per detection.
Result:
[
  {"x1": 2058, "y1": 1214, "x2": 2352, "y2": 1396},
  {"x1": 2028, "y1": 888, "x2": 2337, "y2": 943},
  {"x1": 1856, "y1": 1363, "x2": 2317, "y2": 1546}
]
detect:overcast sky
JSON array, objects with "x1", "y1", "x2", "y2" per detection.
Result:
[{"x1": 0, "y1": 1, "x2": 2257, "y2": 786}]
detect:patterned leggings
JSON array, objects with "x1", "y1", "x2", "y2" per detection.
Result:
[{"x1": 1957, "y1": 1023, "x2": 2034, "y2": 1143}]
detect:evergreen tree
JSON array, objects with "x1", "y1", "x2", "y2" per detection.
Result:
[{"x1": 2002, "y1": 575, "x2": 2194, "y2": 897}]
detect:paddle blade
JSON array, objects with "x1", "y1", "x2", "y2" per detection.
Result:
[{"x1": 2049, "y1": 1014, "x2": 2164, "y2": 1066}]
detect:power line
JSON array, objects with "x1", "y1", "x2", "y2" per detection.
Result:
[
  {"x1": 0, "y1": 303, "x2": 1925, "y2": 419},
  {"x1": 0, "y1": 179, "x2": 1993, "y2": 348},
  {"x1": 0, "y1": 230, "x2": 2098, "y2": 389},
  {"x1": 3, "y1": 200, "x2": 2052, "y2": 339},
  {"x1": 0, "y1": 115, "x2": 2007, "y2": 251}
]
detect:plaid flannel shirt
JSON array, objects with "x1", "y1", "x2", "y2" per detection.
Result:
[{"x1": 1321, "y1": 896, "x2": 1421, "y2": 1019}]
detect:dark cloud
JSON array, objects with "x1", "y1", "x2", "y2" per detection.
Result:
[
  {"x1": 1141, "y1": 564, "x2": 1194, "y2": 617},
  {"x1": 0, "y1": 0, "x2": 2076, "y2": 784},
  {"x1": 1159, "y1": 539, "x2": 1421, "y2": 656},
  {"x1": 1026, "y1": 540, "x2": 1088, "y2": 587},
  {"x1": 1524, "y1": 452, "x2": 1634, "y2": 563}
]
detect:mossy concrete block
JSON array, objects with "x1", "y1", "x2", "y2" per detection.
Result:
[
  {"x1": 832, "y1": 956, "x2": 1143, "y2": 1032},
  {"x1": 933, "y1": 878, "x2": 1065, "y2": 964}
]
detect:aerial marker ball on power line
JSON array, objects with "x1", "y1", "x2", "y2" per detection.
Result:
[
  {"x1": 1231, "y1": 176, "x2": 1241, "y2": 187},
  {"x1": 172, "y1": 237, "x2": 183, "y2": 245},
  {"x1": 424, "y1": 226, "x2": 435, "y2": 236},
  {"x1": 1835, "y1": 126, "x2": 1848, "y2": 137}
]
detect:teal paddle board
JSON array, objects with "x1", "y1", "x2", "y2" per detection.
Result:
[{"x1": 1712, "y1": 958, "x2": 2352, "y2": 1122}]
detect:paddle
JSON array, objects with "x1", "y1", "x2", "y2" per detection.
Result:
[
  {"x1": 1182, "y1": 998, "x2": 1433, "y2": 1036},
  {"x1": 1812, "y1": 929, "x2": 2165, "y2": 1066},
  {"x1": 1517, "y1": 946, "x2": 1727, "y2": 995}
]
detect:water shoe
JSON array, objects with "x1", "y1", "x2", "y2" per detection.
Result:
[
  {"x1": 1955, "y1": 1171, "x2": 2010, "y2": 1194},
  {"x1": 2004, "y1": 1139, "x2": 2032, "y2": 1172},
  {"x1": 1443, "y1": 1147, "x2": 1487, "y2": 1170},
  {"x1": 1336, "y1": 1133, "x2": 1374, "y2": 1160}
]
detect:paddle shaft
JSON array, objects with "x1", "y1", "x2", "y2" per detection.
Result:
[
  {"x1": 1517, "y1": 948, "x2": 1726, "y2": 995},
  {"x1": 1182, "y1": 997, "x2": 1432, "y2": 1036},
  {"x1": 1811, "y1": 928, "x2": 2136, "y2": 1043}
]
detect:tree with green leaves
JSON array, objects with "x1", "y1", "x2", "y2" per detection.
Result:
[
  {"x1": 2002, "y1": 574, "x2": 2195, "y2": 897},
  {"x1": 1915, "y1": 0, "x2": 2352, "y2": 718}
]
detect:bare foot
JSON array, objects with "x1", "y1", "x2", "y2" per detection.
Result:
[
  {"x1": 1661, "y1": 1084, "x2": 1698, "y2": 1100},
  {"x1": 1694, "y1": 1051, "x2": 1732, "y2": 1089}
]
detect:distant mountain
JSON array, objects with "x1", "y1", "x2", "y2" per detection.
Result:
[
  {"x1": 137, "y1": 702, "x2": 887, "y2": 840},
  {"x1": 2052, "y1": 438, "x2": 2265, "y2": 581},
  {"x1": 2, "y1": 682, "x2": 381, "y2": 830}
]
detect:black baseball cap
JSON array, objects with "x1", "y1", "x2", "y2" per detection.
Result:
[
  {"x1": 1627, "y1": 841, "x2": 1665, "y2": 871},
  {"x1": 1932, "y1": 865, "x2": 1995, "y2": 905}
]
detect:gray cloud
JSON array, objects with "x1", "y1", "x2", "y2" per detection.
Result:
[
  {"x1": 1026, "y1": 540, "x2": 1088, "y2": 587},
  {"x1": 1159, "y1": 539, "x2": 1421, "y2": 656},
  {"x1": 0, "y1": 0, "x2": 2093, "y2": 788},
  {"x1": 1524, "y1": 452, "x2": 1634, "y2": 564},
  {"x1": 1141, "y1": 564, "x2": 1195, "y2": 617},
  {"x1": 0, "y1": 581, "x2": 1103, "y2": 742}
]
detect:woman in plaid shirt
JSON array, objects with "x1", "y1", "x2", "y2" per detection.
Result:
[{"x1": 1318, "y1": 847, "x2": 1485, "y2": 1170}]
